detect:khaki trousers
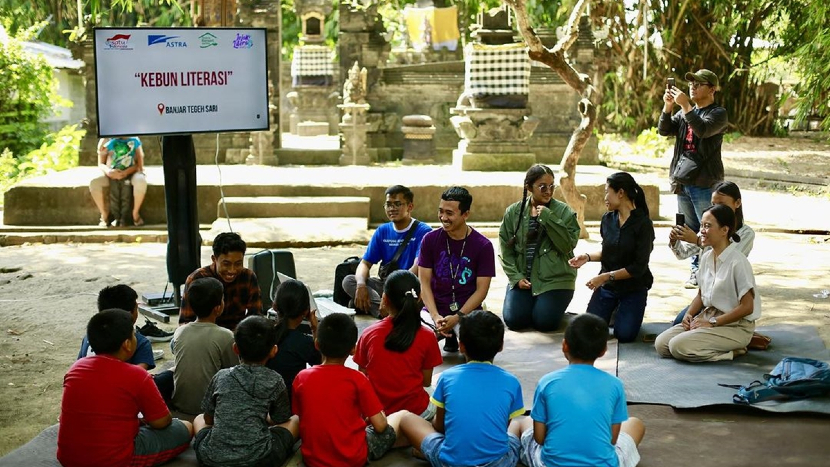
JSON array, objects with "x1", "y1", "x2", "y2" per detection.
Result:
[{"x1": 655, "y1": 307, "x2": 754, "y2": 362}]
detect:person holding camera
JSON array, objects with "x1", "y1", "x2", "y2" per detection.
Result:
[
  {"x1": 342, "y1": 185, "x2": 432, "y2": 318},
  {"x1": 658, "y1": 69, "x2": 728, "y2": 289},
  {"x1": 499, "y1": 164, "x2": 580, "y2": 332}
]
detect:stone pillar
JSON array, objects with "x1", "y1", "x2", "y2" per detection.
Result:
[
  {"x1": 401, "y1": 115, "x2": 436, "y2": 164},
  {"x1": 237, "y1": 0, "x2": 281, "y2": 163},
  {"x1": 71, "y1": 38, "x2": 98, "y2": 166}
]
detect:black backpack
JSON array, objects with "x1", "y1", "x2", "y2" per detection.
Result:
[
  {"x1": 721, "y1": 357, "x2": 830, "y2": 404},
  {"x1": 332, "y1": 256, "x2": 361, "y2": 307}
]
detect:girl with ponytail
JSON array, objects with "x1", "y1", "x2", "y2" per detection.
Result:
[
  {"x1": 498, "y1": 164, "x2": 581, "y2": 332},
  {"x1": 655, "y1": 203, "x2": 761, "y2": 362},
  {"x1": 668, "y1": 180, "x2": 755, "y2": 324},
  {"x1": 569, "y1": 172, "x2": 655, "y2": 343},
  {"x1": 265, "y1": 279, "x2": 321, "y2": 402},
  {"x1": 354, "y1": 270, "x2": 443, "y2": 419}
]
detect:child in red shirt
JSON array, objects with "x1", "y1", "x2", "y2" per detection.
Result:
[
  {"x1": 58, "y1": 309, "x2": 193, "y2": 467},
  {"x1": 292, "y1": 313, "x2": 405, "y2": 467},
  {"x1": 355, "y1": 270, "x2": 443, "y2": 417}
]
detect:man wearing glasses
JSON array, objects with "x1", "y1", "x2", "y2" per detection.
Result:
[
  {"x1": 658, "y1": 68, "x2": 728, "y2": 289},
  {"x1": 342, "y1": 185, "x2": 432, "y2": 317}
]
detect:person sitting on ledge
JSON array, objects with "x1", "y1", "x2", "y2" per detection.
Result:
[{"x1": 89, "y1": 137, "x2": 147, "y2": 227}]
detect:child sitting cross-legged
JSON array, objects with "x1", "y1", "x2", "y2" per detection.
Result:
[
  {"x1": 354, "y1": 270, "x2": 443, "y2": 419},
  {"x1": 193, "y1": 315, "x2": 299, "y2": 467},
  {"x1": 58, "y1": 309, "x2": 193, "y2": 467},
  {"x1": 293, "y1": 313, "x2": 406, "y2": 467},
  {"x1": 265, "y1": 279, "x2": 322, "y2": 404},
  {"x1": 170, "y1": 277, "x2": 238, "y2": 415},
  {"x1": 398, "y1": 310, "x2": 525, "y2": 467},
  {"x1": 510, "y1": 313, "x2": 645, "y2": 467}
]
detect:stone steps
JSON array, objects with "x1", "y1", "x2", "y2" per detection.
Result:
[
  {"x1": 218, "y1": 196, "x2": 371, "y2": 219},
  {"x1": 208, "y1": 217, "x2": 373, "y2": 248},
  {"x1": 273, "y1": 148, "x2": 341, "y2": 165}
]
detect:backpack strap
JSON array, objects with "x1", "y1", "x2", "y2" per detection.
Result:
[
  {"x1": 734, "y1": 386, "x2": 790, "y2": 405},
  {"x1": 386, "y1": 220, "x2": 421, "y2": 266}
]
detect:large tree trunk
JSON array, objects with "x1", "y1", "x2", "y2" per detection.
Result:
[{"x1": 505, "y1": 0, "x2": 594, "y2": 238}]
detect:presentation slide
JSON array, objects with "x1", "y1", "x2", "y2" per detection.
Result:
[{"x1": 94, "y1": 28, "x2": 269, "y2": 137}]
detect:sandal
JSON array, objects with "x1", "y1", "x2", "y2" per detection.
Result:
[
  {"x1": 98, "y1": 217, "x2": 110, "y2": 228},
  {"x1": 133, "y1": 216, "x2": 145, "y2": 227}
]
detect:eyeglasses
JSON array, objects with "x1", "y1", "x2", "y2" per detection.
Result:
[
  {"x1": 534, "y1": 183, "x2": 555, "y2": 192},
  {"x1": 384, "y1": 201, "x2": 404, "y2": 209},
  {"x1": 689, "y1": 82, "x2": 712, "y2": 89}
]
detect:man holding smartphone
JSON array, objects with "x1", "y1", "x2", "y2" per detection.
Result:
[{"x1": 657, "y1": 69, "x2": 728, "y2": 289}]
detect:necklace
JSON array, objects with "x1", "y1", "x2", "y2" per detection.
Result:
[{"x1": 445, "y1": 226, "x2": 469, "y2": 313}]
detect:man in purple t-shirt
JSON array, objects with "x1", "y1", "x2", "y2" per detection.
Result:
[{"x1": 418, "y1": 186, "x2": 496, "y2": 352}]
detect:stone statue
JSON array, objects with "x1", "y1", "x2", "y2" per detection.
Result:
[{"x1": 343, "y1": 62, "x2": 368, "y2": 105}]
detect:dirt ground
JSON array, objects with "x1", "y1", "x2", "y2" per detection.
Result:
[{"x1": 1, "y1": 227, "x2": 829, "y2": 457}]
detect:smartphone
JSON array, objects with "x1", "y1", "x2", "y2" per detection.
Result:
[
  {"x1": 675, "y1": 213, "x2": 685, "y2": 226},
  {"x1": 667, "y1": 77, "x2": 676, "y2": 89}
]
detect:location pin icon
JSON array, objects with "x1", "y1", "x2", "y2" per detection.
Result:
[{"x1": 157, "y1": 103, "x2": 165, "y2": 115}]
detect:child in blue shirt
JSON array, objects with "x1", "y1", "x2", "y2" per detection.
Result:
[
  {"x1": 511, "y1": 313, "x2": 645, "y2": 467},
  {"x1": 78, "y1": 285, "x2": 155, "y2": 370},
  {"x1": 399, "y1": 310, "x2": 524, "y2": 467}
]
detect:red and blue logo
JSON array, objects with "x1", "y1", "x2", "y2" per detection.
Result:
[{"x1": 105, "y1": 34, "x2": 132, "y2": 50}]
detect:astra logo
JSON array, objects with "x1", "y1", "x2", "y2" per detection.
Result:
[{"x1": 148, "y1": 35, "x2": 187, "y2": 48}]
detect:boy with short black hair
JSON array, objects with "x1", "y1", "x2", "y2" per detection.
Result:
[
  {"x1": 399, "y1": 310, "x2": 524, "y2": 467},
  {"x1": 193, "y1": 316, "x2": 299, "y2": 467},
  {"x1": 293, "y1": 313, "x2": 403, "y2": 467},
  {"x1": 78, "y1": 284, "x2": 155, "y2": 370},
  {"x1": 58, "y1": 309, "x2": 193, "y2": 467},
  {"x1": 171, "y1": 277, "x2": 238, "y2": 414},
  {"x1": 510, "y1": 313, "x2": 645, "y2": 467}
]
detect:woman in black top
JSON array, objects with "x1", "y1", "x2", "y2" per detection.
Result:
[{"x1": 568, "y1": 172, "x2": 655, "y2": 342}]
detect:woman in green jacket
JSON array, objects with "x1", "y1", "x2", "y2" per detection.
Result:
[{"x1": 499, "y1": 164, "x2": 581, "y2": 331}]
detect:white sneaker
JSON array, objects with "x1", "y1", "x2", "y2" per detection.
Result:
[
  {"x1": 152, "y1": 349, "x2": 164, "y2": 361},
  {"x1": 684, "y1": 272, "x2": 699, "y2": 289}
]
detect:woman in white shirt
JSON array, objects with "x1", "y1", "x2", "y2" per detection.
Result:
[
  {"x1": 655, "y1": 203, "x2": 761, "y2": 362},
  {"x1": 668, "y1": 181, "x2": 755, "y2": 324}
]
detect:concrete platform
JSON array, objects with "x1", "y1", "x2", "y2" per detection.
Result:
[
  {"x1": 2, "y1": 164, "x2": 659, "y2": 227},
  {"x1": 218, "y1": 196, "x2": 371, "y2": 219}
]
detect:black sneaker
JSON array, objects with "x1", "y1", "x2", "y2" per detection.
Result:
[
  {"x1": 138, "y1": 319, "x2": 174, "y2": 342},
  {"x1": 443, "y1": 333, "x2": 459, "y2": 353}
]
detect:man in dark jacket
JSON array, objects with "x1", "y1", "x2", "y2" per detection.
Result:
[{"x1": 658, "y1": 68, "x2": 728, "y2": 289}]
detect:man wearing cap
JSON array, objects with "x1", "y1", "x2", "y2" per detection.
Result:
[{"x1": 658, "y1": 68, "x2": 728, "y2": 289}]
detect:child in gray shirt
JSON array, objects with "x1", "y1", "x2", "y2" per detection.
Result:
[{"x1": 193, "y1": 316, "x2": 299, "y2": 467}]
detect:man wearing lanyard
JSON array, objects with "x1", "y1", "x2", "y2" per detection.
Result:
[{"x1": 418, "y1": 186, "x2": 496, "y2": 352}]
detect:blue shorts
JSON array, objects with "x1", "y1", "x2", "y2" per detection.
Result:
[{"x1": 420, "y1": 432, "x2": 520, "y2": 467}]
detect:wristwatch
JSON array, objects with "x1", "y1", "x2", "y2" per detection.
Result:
[
  {"x1": 709, "y1": 317, "x2": 718, "y2": 327},
  {"x1": 609, "y1": 271, "x2": 616, "y2": 282}
]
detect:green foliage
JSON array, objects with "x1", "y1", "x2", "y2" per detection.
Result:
[
  {"x1": 0, "y1": 20, "x2": 68, "y2": 158},
  {"x1": 633, "y1": 128, "x2": 672, "y2": 159},
  {"x1": 776, "y1": 0, "x2": 830, "y2": 132},
  {"x1": 0, "y1": 124, "x2": 84, "y2": 204}
]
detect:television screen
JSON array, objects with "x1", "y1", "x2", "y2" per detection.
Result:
[{"x1": 94, "y1": 28, "x2": 269, "y2": 137}]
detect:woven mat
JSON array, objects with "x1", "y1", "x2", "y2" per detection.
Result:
[{"x1": 618, "y1": 322, "x2": 830, "y2": 413}]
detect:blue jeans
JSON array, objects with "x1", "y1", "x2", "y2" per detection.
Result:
[
  {"x1": 502, "y1": 287, "x2": 574, "y2": 332},
  {"x1": 672, "y1": 305, "x2": 690, "y2": 325},
  {"x1": 586, "y1": 286, "x2": 648, "y2": 343},
  {"x1": 677, "y1": 184, "x2": 713, "y2": 272}
]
